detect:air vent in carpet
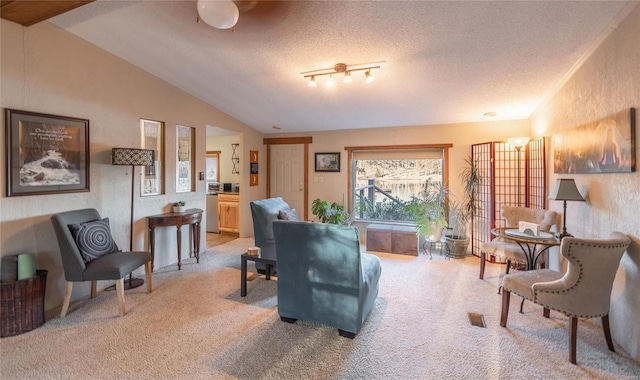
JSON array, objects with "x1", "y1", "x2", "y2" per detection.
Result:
[{"x1": 468, "y1": 312, "x2": 486, "y2": 328}]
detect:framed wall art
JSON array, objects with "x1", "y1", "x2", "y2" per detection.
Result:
[
  {"x1": 5, "y1": 109, "x2": 90, "y2": 197},
  {"x1": 250, "y1": 150, "x2": 258, "y2": 186},
  {"x1": 176, "y1": 125, "x2": 194, "y2": 192},
  {"x1": 141, "y1": 119, "x2": 164, "y2": 196},
  {"x1": 553, "y1": 108, "x2": 635, "y2": 174},
  {"x1": 315, "y1": 152, "x2": 340, "y2": 172}
]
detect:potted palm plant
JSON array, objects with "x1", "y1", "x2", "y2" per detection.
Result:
[{"x1": 443, "y1": 156, "x2": 481, "y2": 258}]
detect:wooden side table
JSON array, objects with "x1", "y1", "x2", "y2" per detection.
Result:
[{"x1": 147, "y1": 208, "x2": 203, "y2": 270}]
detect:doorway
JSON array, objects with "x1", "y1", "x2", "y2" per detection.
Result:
[{"x1": 264, "y1": 137, "x2": 312, "y2": 220}]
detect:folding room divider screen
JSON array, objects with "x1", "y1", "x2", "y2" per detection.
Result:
[{"x1": 470, "y1": 138, "x2": 546, "y2": 259}]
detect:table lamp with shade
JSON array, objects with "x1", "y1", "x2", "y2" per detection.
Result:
[
  {"x1": 111, "y1": 148, "x2": 154, "y2": 289},
  {"x1": 549, "y1": 178, "x2": 585, "y2": 238}
]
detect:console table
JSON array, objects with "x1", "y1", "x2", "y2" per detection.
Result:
[{"x1": 147, "y1": 208, "x2": 203, "y2": 270}]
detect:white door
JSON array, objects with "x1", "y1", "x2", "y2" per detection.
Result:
[{"x1": 270, "y1": 144, "x2": 304, "y2": 214}]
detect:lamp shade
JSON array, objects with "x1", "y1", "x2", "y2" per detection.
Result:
[
  {"x1": 112, "y1": 148, "x2": 154, "y2": 166},
  {"x1": 549, "y1": 178, "x2": 585, "y2": 201},
  {"x1": 197, "y1": 0, "x2": 239, "y2": 30},
  {"x1": 507, "y1": 136, "x2": 530, "y2": 149}
]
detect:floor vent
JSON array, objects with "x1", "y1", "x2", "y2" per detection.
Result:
[{"x1": 468, "y1": 312, "x2": 486, "y2": 328}]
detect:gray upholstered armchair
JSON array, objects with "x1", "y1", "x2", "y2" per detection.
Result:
[
  {"x1": 500, "y1": 232, "x2": 631, "y2": 364},
  {"x1": 480, "y1": 206, "x2": 558, "y2": 279},
  {"x1": 51, "y1": 208, "x2": 152, "y2": 317},
  {"x1": 272, "y1": 220, "x2": 382, "y2": 338},
  {"x1": 250, "y1": 197, "x2": 292, "y2": 273}
]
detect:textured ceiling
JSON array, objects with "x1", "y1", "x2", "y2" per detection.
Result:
[{"x1": 50, "y1": 1, "x2": 634, "y2": 134}]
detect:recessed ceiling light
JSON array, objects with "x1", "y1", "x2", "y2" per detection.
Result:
[
  {"x1": 272, "y1": 126, "x2": 281, "y2": 130},
  {"x1": 483, "y1": 112, "x2": 497, "y2": 118}
]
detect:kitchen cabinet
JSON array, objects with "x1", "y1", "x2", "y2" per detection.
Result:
[{"x1": 218, "y1": 193, "x2": 239, "y2": 233}]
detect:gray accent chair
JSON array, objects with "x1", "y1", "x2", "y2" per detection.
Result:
[
  {"x1": 480, "y1": 206, "x2": 558, "y2": 279},
  {"x1": 272, "y1": 220, "x2": 382, "y2": 338},
  {"x1": 500, "y1": 232, "x2": 631, "y2": 364},
  {"x1": 51, "y1": 208, "x2": 152, "y2": 317},
  {"x1": 250, "y1": 197, "x2": 291, "y2": 273}
]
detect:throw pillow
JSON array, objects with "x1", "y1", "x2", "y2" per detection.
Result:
[
  {"x1": 278, "y1": 209, "x2": 299, "y2": 221},
  {"x1": 68, "y1": 218, "x2": 120, "y2": 263}
]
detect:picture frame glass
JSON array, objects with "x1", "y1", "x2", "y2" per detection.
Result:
[
  {"x1": 5, "y1": 109, "x2": 90, "y2": 196},
  {"x1": 141, "y1": 119, "x2": 164, "y2": 196},
  {"x1": 176, "y1": 125, "x2": 194, "y2": 192},
  {"x1": 315, "y1": 153, "x2": 340, "y2": 172}
]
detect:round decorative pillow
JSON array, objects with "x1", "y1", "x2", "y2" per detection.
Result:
[{"x1": 68, "y1": 218, "x2": 119, "y2": 263}]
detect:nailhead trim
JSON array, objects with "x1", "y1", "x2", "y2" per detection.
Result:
[{"x1": 534, "y1": 240, "x2": 629, "y2": 318}]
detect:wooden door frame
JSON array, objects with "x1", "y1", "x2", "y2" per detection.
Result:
[{"x1": 263, "y1": 137, "x2": 312, "y2": 221}]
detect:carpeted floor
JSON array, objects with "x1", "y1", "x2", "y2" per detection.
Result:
[{"x1": 1, "y1": 238, "x2": 639, "y2": 379}]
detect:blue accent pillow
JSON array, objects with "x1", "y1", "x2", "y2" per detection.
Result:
[{"x1": 68, "y1": 218, "x2": 120, "y2": 263}]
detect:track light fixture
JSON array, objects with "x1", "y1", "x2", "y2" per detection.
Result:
[
  {"x1": 302, "y1": 62, "x2": 384, "y2": 87},
  {"x1": 365, "y1": 69, "x2": 375, "y2": 83}
]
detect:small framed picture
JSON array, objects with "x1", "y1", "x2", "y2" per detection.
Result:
[
  {"x1": 5, "y1": 109, "x2": 90, "y2": 197},
  {"x1": 315, "y1": 152, "x2": 340, "y2": 172}
]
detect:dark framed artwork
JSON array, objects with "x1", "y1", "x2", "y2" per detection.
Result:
[
  {"x1": 5, "y1": 109, "x2": 90, "y2": 197},
  {"x1": 249, "y1": 150, "x2": 258, "y2": 186},
  {"x1": 315, "y1": 152, "x2": 340, "y2": 172},
  {"x1": 552, "y1": 108, "x2": 635, "y2": 174}
]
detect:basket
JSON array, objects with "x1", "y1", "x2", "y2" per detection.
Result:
[{"x1": 1, "y1": 270, "x2": 47, "y2": 338}]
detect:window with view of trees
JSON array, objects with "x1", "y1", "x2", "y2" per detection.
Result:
[{"x1": 347, "y1": 145, "x2": 451, "y2": 223}]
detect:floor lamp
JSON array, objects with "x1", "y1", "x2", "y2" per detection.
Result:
[
  {"x1": 549, "y1": 178, "x2": 585, "y2": 238},
  {"x1": 112, "y1": 148, "x2": 155, "y2": 290},
  {"x1": 507, "y1": 137, "x2": 530, "y2": 207}
]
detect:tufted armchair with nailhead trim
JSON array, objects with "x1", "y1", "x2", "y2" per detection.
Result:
[{"x1": 499, "y1": 231, "x2": 631, "y2": 364}]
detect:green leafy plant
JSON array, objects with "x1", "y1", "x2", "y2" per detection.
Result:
[
  {"x1": 405, "y1": 180, "x2": 449, "y2": 240},
  {"x1": 311, "y1": 198, "x2": 349, "y2": 225},
  {"x1": 448, "y1": 156, "x2": 481, "y2": 239},
  {"x1": 173, "y1": 201, "x2": 186, "y2": 207}
]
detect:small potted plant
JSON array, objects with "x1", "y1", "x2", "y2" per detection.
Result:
[{"x1": 172, "y1": 201, "x2": 186, "y2": 213}]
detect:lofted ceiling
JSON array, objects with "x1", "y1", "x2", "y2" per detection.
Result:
[{"x1": 46, "y1": 1, "x2": 634, "y2": 134}]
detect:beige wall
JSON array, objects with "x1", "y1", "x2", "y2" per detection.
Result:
[
  {"x1": 0, "y1": 20, "x2": 265, "y2": 312},
  {"x1": 206, "y1": 134, "x2": 241, "y2": 184},
  {"x1": 531, "y1": 4, "x2": 640, "y2": 362},
  {"x1": 266, "y1": 119, "x2": 531, "y2": 219}
]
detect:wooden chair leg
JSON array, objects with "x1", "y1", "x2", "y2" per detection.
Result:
[
  {"x1": 61, "y1": 281, "x2": 73, "y2": 317},
  {"x1": 90, "y1": 280, "x2": 97, "y2": 298},
  {"x1": 115, "y1": 278, "x2": 126, "y2": 317},
  {"x1": 602, "y1": 314, "x2": 615, "y2": 352},
  {"x1": 505, "y1": 260, "x2": 512, "y2": 274},
  {"x1": 569, "y1": 317, "x2": 578, "y2": 364},
  {"x1": 543, "y1": 308, "x2": 550, "y2": 318},
  {"x1": 479, "y1": 252, "x2": 486, "y2": 279},
  {"x1": 145, "y1": 261, "x2": 153, "y2": 293},
  {"x1": 500, "y1": 290, "x2": 511, "y2": 327}
]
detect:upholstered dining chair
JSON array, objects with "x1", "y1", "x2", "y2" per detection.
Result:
[
  {"x1": 479, "y1": 206, "x2": 558, "y2": 280},
  {"x1": 51, "y1": 208, "x2": 152, "y2": 317},
  {"x1": 500, "y1": 232, "x2": 631, "y2": 364}
]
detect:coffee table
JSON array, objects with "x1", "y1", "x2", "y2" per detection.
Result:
[{"x1": 240, "y1": 249, "x2": 276, "y2": 297}]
